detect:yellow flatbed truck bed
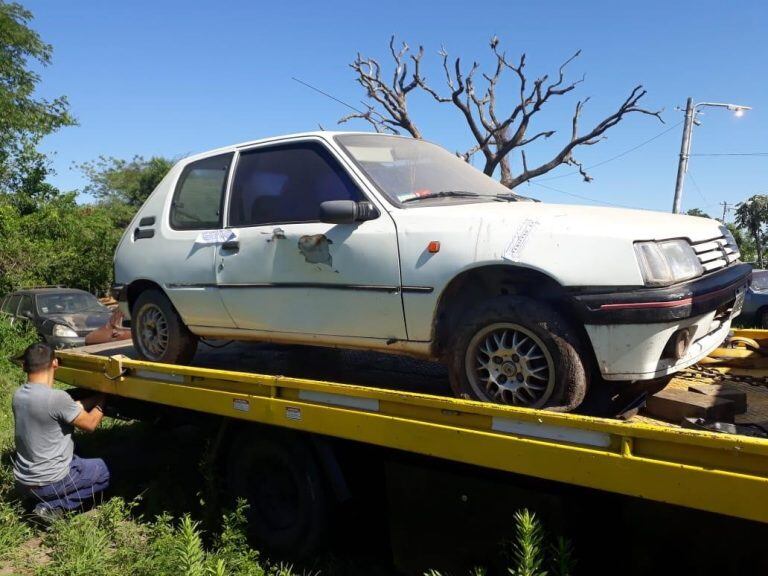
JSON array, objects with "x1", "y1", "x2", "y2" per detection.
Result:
[{"x1": 54, "y1": 330, "x2": 768, "y2": 526}]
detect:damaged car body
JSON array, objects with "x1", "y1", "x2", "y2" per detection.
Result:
[
  {"x1": 0, "y1": 288, "x2": 113, "y2": 348},
  {"x1": 113, "y1": 132, "x2": 750, "y2": 412}
]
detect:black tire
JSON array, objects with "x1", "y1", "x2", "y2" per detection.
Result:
[
  {"x1": 131, "y1": 288, "x2": 198, "y2": 364},
  {"x1": 448, "y1": 296, "x2": 588, "y2": 412},
  {"x1": 225, "y1": 428, "x2": 330, "y2": 559}
]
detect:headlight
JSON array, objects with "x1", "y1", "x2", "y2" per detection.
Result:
[
  {"x1": 634, "y1": 239, "x2": 703, "y2": 286},
  {"x1": 52, "y1": 324, "x2": 78, "y2": 338}
]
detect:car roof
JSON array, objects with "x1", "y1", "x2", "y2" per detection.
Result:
[
  {"x1": 182, "y1": 130, "x2": 410, "y2": 164},
  {"x1": 6, "y1": 288, "x2": 92, "y2": 297}
]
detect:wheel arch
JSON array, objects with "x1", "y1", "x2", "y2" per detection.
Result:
[
  {"x1": 125, "y1": 279, "x2": 165, "y2": 313},
  {"x1": 430, "y1": 264, "x2": 593, "y2": 362}
]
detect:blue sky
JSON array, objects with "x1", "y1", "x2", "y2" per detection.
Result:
[{"x1": 25, "y1": 0, "x2": 767, "y2": 217}]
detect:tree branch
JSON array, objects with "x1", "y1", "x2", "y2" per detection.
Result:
[{"x1": 343, "y1": 37, "x2": 664, "y2": 189}]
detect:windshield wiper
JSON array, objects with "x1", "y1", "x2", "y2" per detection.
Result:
[
  {"x1": 401, "y1": 190, "x2": 480, "y2": 203},
  {"x1": 494, "y1": 193, "x2": 523, "y2": 202}
]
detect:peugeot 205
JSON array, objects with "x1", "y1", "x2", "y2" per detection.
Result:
[{"x1": 112, "y1": 132, "x2": 750, "y2": 411}]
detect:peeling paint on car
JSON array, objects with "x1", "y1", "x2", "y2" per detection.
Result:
[{"x1": 298, "y1": 234, "x2": 334, "y2": 266}]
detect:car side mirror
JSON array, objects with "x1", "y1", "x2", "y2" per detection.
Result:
[
  {"x1": 21, "y1": 310, "x2": 33, "y2": 320},
  {"x1": 319, "y1": 200, "x2": 378, "y2": 224}
]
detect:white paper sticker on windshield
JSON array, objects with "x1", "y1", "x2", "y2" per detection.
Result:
[
  {"x1": 195, "y1": 229, "x2": 236, "y2": 244},
  {"x1": 503, "y1": 219, "x2": 539, "y2": 262}
]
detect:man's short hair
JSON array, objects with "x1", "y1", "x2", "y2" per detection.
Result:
[{"x1": 21, "y1": 343, "x2": 55, "y2": 373}]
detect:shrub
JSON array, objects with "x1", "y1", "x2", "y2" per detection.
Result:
[{"x1": 0, "y1": 315, "x2": 37, "y2": 373}]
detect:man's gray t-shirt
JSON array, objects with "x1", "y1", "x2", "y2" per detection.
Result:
[{"x1": 12, "y1": 383, "x2": 82, "y2": 486}]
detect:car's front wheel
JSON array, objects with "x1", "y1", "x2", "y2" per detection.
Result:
[
  {"x1": 131, "y1": 288, "x2": 198, "y2": 364},
  {"x1": 448, "y1": 296, "x2": 588, "y2": 411}
]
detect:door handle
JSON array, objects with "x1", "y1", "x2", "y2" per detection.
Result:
[
  {"x1": 222, "y1": 239, "x2": 239, "y2": 251},
  {"x1": 221, "y1": 239, "x2": 240, "y2": 252}
]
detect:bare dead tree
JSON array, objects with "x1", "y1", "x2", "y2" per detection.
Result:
[
  {"x1": 340, "y1": 37, "x2": 424, "y2": 138},
  {"x1": 341, "y1": 36, "x2": 663, "y2": 189}
]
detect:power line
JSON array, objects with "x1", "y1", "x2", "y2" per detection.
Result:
[
  {"x1": 686, "y1": 170, "x2": 708, "y2": 205},
  {"x1": 538, "y1": 121, "x2": 684, "y2": 182},
  {"x1": 689, "y1": 152, "x2": 768, "y2": 157},
  {"x1": 292, "y1": 76, "x2": 366, "y2": 115},
  {"x1": 529, "y1": 181, "x2": 640, "y2": 209}
]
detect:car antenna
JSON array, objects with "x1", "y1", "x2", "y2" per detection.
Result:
[{"x1": 291, "y1": 77, "x2": 367, "y2": 116}]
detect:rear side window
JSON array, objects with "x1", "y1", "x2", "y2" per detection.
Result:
[
  {"x1": 228, "y1": 142, "x2": 362, "y2": 227},
  {"x1": 170, "y1": 153, "x2": 233, "y2": 230},
  {"x1": 3, "y1": 294, "x2": 21, "y2": 315}
]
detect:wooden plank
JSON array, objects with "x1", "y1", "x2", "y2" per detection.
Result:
[
  {"x1": 688, "y1": 383, "x2": 747, "y2": 414},
  {"x1": 645, "y1": 388, "x2": 736, "y2": 423}
]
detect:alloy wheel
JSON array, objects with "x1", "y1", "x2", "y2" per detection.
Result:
[
  {"x1": 136, "y1": 303, "x2": 169, "y2": 360},
  {"x1": 465, "y1": 323, "x2": 556, "y2": 407}
]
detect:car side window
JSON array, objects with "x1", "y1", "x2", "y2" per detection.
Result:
[
  {"x1": 228, "y1": 142, "x2": 363, "y2": 227},
  {"x1": 17, "y1": 296, "x2": 34, "y2": 319},
  {"x1": 4, "y1": 295, "x2": 21, "y2": 316},
  {"x1": 170, "y1": 153, "x2": 234, "y2": 230}
]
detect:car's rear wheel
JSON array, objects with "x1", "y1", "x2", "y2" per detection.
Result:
[
  {"x1": 131, "y1": 288, "x2": 197, "y2": 364},
  {"x1": 448, "y1": 296, "x2": 588, "y2": 411}
]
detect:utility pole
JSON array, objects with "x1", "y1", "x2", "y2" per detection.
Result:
[
  {"x1": 720, "y1": 201, "x2": 732, "y2": 223},
  {"x1": 672, "y1": 98, "x2": 695, "y2": 214},
  {"x1": 671, "y1": 98, "x2": 751, "y2": 214}
]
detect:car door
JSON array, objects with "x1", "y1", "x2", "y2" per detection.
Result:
[
  {"x1": 216, "y1": 139, "x2": 407, "y2": 340},
  {"x1": 159, "y1": 153, "x2": 236, "y2": 328},
  {"x1": 17, "y1": 294, "x2": 35, "y2": 323}
]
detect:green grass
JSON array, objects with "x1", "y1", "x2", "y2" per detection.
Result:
[{"x1": 0, "y1": 317, "x2": 576, "y2": 575}]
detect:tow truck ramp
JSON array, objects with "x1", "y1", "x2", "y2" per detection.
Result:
[{"x1": 54, "y1": 336, "x2": 768, "y2": 525}]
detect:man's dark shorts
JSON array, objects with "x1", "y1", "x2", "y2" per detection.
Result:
[{"x1": 17, "y1": 455, "x2": 110, "y2": 512}]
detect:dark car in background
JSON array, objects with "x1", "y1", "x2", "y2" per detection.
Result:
[
  {"x1": 0, "y1": 287, "x2": 112, "y2": 348},
  {"x1": 738, "y1": 270, "x2": 768, "y2": 328}
]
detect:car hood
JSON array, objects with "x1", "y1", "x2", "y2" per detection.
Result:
[
  {"x1": 399, "y1": 201, "x2": 726, "y2": 243},
  {"x1": 393, "y1": 201, "x2": 732, "y2": 288},
  {"x1": 42, "y1": 311, "x2": 111, "y2": 333}
]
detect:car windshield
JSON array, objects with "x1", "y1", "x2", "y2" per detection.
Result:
[
  {"x1": 752, "y1": 271, "x2": 768, "y2": 292},
  {"x1": 36, "y1": 292, "x2": 106, "y2": 315},
  {"x1": 335, "y1": 134, "x2": 521, "y2": 205}
]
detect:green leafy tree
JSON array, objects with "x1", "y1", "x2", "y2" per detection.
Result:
[
  {"x1": 735, "y1": 195, "x2": 768, "y2": 268},
  {"x1": 78, "y1": 155, "x2": 174, "y2": 226},
  {"x1": 686, "y1": 208, "x2": 711, "y2": 218},
  {"x1": 0, "y1": 1, "x2": 75, "y2": 196},
  {"x1": 0, "y1": 193, "x2": 121, "y2": 295},
  {"x1": 726, "y1": 222, "x2": 757, "y2": 264}
]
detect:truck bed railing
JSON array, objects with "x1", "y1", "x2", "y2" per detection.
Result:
[{"x1": 55, "y1": 334, "x2": 768, "y2": 524}]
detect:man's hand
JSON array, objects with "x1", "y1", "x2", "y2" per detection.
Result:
[
  {"x1": 79, "y1": 393, "x2": 106, "y2": 411},
  {"x1": 72, "y1": 396, "x2": 106, "y2": 432}
]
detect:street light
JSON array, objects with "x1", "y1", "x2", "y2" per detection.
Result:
[{"x1": 671, "y1": 98, "x2": 752, "y2": 214}]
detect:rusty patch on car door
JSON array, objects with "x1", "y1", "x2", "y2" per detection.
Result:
[{"x1": 298, "y1": 234, "x2": 333, "y2": 266}]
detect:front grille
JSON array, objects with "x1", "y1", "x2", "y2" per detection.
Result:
[{"x1": 691, "y1": 235, "x2": 740, "y2": 274}]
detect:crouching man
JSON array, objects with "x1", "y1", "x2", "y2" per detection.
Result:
[{"x1": 13, "y1": 343, "x2": 110, "y2": 517}]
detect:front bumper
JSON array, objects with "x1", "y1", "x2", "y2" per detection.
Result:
[
  {"x1": 572, "y1": 263, "x2": 751, "y2": 380},
  {"x1": 44, "y1": 335, "x2": 86, "y2": 350},
  {"x1": 571, "y1": 262, "x2": 751, "y2": 324}
]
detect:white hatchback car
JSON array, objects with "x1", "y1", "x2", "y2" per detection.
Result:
[{"x1": 113, "y1": 132, "x2": 750, "y2": 411}]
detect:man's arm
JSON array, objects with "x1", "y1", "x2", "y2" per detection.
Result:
[
  {"x1": 78, "y1": 393, "x2": 106, "y2": 412},
  {"x1": 71, "y1": 398, "x2": 105, "y2": 432}
]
